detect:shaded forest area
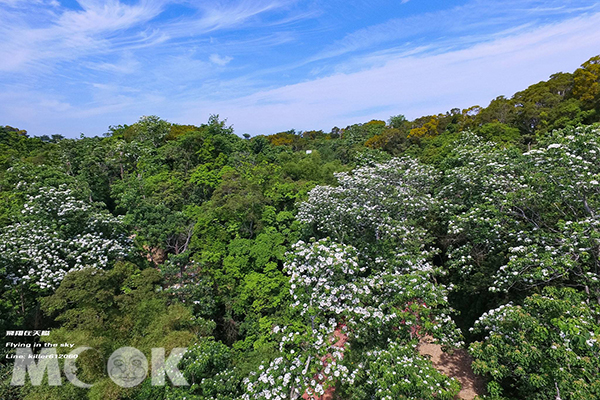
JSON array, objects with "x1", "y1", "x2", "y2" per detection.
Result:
[{"x1": 1, "y1": 55, "x2": 600, "y2": 399}]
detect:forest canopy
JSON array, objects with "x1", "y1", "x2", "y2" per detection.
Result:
[{"x1": 1, "y1": 55, "x2": 600, "y2": 400}]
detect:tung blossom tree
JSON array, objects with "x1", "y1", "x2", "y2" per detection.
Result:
[
  {"x1": 443, "y1": 126, "x2": 600, "y2": 301},
  {"x1": 439, "y1": 126, "x2": 600, "y2": 398},
  {"x1": 470, "y1": 287, "x2": 600, "y2": 399},
  {"x1": 298, "y1": 157, "x2": 440, "y2": 258},
  {"x1": 242, "y1": 157, "x2": 463, "y2": 399},
  {"x1": 0, "y1": 185, "x2": 130, "y2": 293}
]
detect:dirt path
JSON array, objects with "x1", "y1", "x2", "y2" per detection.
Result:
[
  {"x1": 418, "y1": 336, "x2": 486, "y2": 400},
  {"x1": 302, "y1": 329, "x2": 485, "y2": 400}
]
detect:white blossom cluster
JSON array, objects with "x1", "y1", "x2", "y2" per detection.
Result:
[
  {"x1": 285, "y1": 239, "x2": 363, "y2": 316},
  {"x1": 242, "y1": 236, "x2": 462, "y2": 399},
  {"x1": 469, "y1": 289, "x2": 600, "y2": 388},
  {"x1": 442, "y1": 127, "x2": 600, "y2": 293},
  {"x1": 0, "y1": 185, "x2": 130, "y2": 290},
  {"x1": 473, "y1": 296, "x2": 596, "y2": 342},
  {"x1": 285, "y1": 239, "x2": 461, "y2": 346},
  {"x1": 241, "y1": 317, "x2": 350, "y2": 400},
  {"x1": 298, "y1": 157, "x2": 439, "y2": 253},
  {"x1": 339, "y1": 341, "x2": 460, "y2": 398}
]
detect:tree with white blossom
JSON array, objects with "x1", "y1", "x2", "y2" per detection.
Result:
[
  {"x1": 242, "y1": 157, "x2": 463, "y2": 399},
  {"x1": 436, "y1": 125, "x2": 600, "y2": 397},
  {"x1": 442, "y1": 126, "x2": 600, "y2": 303},
  {"x1": 470, "y1": 287, "x2": 600, "y2": 399},
  {"x1": 0, "y1": 184, "x2": 130, "y2": 315},
  {"x1": 298, "y1": 157, "x2": 440, "y2": 258}
]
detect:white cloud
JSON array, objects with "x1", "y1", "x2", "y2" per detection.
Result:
[
  {"x1": 0, "y1": 0, "x2": 166, "y2": 72},
  {"x1": 0, "y1": 0, "x2": 57, "y2": 7},
  {"x1": 2, "y1": 0, "x2": 600, "y2": 137},
  {"x1": 0, "y1": 0, "x2": 294, "y2": 72},
  {"x1": 209, "y1": 53, "x2": 233, "y2": 66},
  {"x1": 176, "y1": 11, "x2": 600, "y2": 134},
  {"x1": 39, "y1": 99, "x2": 72, "y2": 113},
  {"x1": 56, "y1": 0, "x2": 165, "y2": 34},
  {"x1": 85, "y1": 55, "x2": 141, "y2": 74},
  {"x1": 309, "y1": 0, "x2": 600, "y2": 63},
  {"x1": 192, "y1": 0, "x2": 283, "y2": 31}
]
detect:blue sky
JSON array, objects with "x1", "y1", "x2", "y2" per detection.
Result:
[{"x1": 1, "y1": 0, "x2": 600, "y2": 137}]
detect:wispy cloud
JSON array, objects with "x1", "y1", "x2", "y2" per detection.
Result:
[
  {"x1": 308, "y1": 0, "x2": 600, "y2": 64},
  {"x1": 85, "y1": 55, "x2": 141, "y2": 74},
  {"x1": 189, "y1": 0, "x2": 285, "y2": 31},
  {"x1": 55, "y1": 0, "x2": 165, "y2": 33},
  {"x1": 209, "y1": 54, "x2": 233, "y2": 66},
  {"x1": 1, "y1": 0, "x2": 599, "y2": 137},
  {"x1": 0, "y1": 0, "x2": 299, "y2": 72},
  {"x1": 0, "y1": 0, "x2": 166, "y2": 72},
  {"x1": 174, "y1": 11, "x2": 600, "y2": 134}
]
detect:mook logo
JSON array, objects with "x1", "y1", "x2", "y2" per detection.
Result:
[{"x1": 10, "y1": 346, "x2": 188, "y2": 388}]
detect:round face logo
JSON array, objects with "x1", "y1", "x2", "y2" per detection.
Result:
[{"x1": 107, "y1": 347, "x2": 148, "y2": 387}]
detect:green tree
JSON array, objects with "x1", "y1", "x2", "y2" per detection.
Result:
[
  {"x1": 0, "y1": 184, "x2": 129, "y2": 330},
  {"x1": 29, "y1": 261, "x2": 210, "y2": 400},
  {"x1": 470, "y1": 287, "x2": 600, "y2": 399},
  {"x1": 574, "y1": 55, "x2": 600, "y2": 109}
]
